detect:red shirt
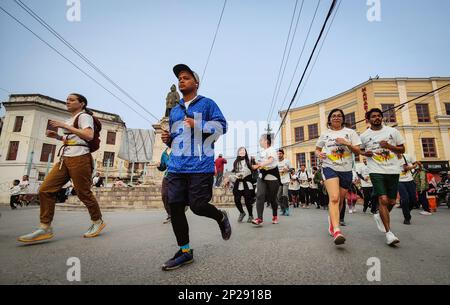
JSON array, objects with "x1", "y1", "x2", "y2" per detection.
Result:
[{"x1": 215, "y1": 157, "x2": 227, "y2": 173}]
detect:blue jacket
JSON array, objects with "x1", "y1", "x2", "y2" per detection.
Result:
[{"x1": 167, "y1": 95, "x2": 227, "y2": 174}]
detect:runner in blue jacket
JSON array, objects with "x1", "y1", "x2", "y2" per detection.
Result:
[{"x1": 161, "y1": 64, "x2": 231, "y2": 271}]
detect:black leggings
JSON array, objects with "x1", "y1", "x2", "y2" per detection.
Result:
[
  {"x1": 234, "y1": 189, "x2": 254, "y2": 217},
  {"x1": 168, "y1": 173, "x2": 223, "y2": 247},
  {"x1": 256, "y1": 178, "x2": 280, "y2": 219},
  {"x1": 299, "y1": 187, "x2": 310, "y2": 205}
]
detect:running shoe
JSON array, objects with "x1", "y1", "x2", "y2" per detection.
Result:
[
  {"x1": 218, "y1": 210, "x2": 232, "y2": 240},
  {"x1": 386, "y1": 232, "x2": 400, "y2": 246},
  {"x1": 272, "y1": 216, "x2": 279, "y2": 224},
  {"x1": 238, "y1": 212, "x2": 246, "y2": 223},
  {"x1": 18, "y1": 226, "x2": 54, "y2": 243},
  {"x1": 333, "y1": 230, "x2": 346, "y2": 245},
  {"x1": 252, "y1": 218, "x2": 263, "y2": 226},
  {"x1": 162, "y1": 249, "x2": 194, "y2": 271},
  {"x1": 420, "y1": 211, "x2": 432, "y2": 216},
  {"x1": 247, "y1": 216, "x2": 254, "y2": 223},
  {"x1": 84, "y1": 220, "x2": 106, "y2": 238}
]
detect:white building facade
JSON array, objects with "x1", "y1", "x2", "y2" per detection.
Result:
[{"x1": 0, "y1": 94, "x2": 129, "y2": 203}]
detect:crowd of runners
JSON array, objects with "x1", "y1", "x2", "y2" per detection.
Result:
[{"x1": 14, "y1": 63, "x2": 440, "y2": 272}]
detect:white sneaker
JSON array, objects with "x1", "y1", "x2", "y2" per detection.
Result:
[
  {"x1": 349, "y1": 209, "x2": 353, "y2": 214},
  {"x1": 352, "y1": 208, "x2": 357, "y2": 213},
  {"x1": 420, "y1": 211, "x2": 432, "y2": 216},
  {"x1": 83, "y1": 220, "x2": 106, "y2": 238},
  {"x1": 386, "y1": 231, "x2": 400, "y2": 246},
  {"x1": 374, "y1": 213, "x2": 386, "y2": 233}
]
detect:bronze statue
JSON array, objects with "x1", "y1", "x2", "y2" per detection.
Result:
[{"x1": 165, "y1": 84, "x2": 180, "y2": 117}]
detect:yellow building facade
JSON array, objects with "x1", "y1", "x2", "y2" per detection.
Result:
[{"x1": 279, "y1": 77, "x2": 450, "y2": 172}]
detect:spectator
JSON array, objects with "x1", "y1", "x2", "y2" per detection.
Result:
[
  {"x1": 93, "y1": 172, "x2": 104, "y2": 188},
  {"x1": 10, "y1": 180, "x2": 21, "y2": 210},
  {"x1": 214, "y1": 154, "x2": 227, "y2": 187}
]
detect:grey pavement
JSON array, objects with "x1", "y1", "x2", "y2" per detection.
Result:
[{"x1": 0, "y1": 204, "x2": 449, "y2": 285}]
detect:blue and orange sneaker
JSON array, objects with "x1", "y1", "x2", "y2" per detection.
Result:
[{"x1": 162, "y1": 249, "x2": 194, "y2": 271}]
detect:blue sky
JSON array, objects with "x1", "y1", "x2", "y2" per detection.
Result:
[{"x1": 1, "y1": 0, "x2": 450, "y2": 158}]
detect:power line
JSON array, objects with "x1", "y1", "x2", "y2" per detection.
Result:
[
  {"x1": 266, "y1": 0, "x2": 299, "y2": 124},
  {"x1": 13, "y1": 0, "x2": 160, "y2": 123},
  {"x1": 0, "y1": 4, "x2": 153, "y2": 125},
  {"x1": 201, "y1": 0, "x2": 227, "y2": 84},
  {"x1": 276, "y1": 0, "x2": 338, "y2": 137},
  {"x1": 277, "y1": 0, "x2": 322, "y2": 114},
  {"x1": 267, "y1": 0, "x2": 305, "y2": 123},
  {"x1": 291, "y1": 0, "x2": 341, "y2": 109}
]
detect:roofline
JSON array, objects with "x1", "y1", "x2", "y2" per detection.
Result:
[
  {"x1": 279, "y1": 76, "x2": 450, "y2": 116},
  {"x1": 6, "y1": 93, "x2": 125, "y2": 122}
]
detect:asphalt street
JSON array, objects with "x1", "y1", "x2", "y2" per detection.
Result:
[{"x1": 0, "y1": 204, "x2": 449, "y2": 285}]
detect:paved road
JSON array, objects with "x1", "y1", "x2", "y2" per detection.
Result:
[{"x1": 0, "y1": 204, "x2": 449, "y2": 285}]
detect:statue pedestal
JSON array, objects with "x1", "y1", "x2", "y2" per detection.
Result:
[{"x1": 144, "y1": 118, "x2": 169, "y2": 185}]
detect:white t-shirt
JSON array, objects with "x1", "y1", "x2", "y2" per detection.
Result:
[
  {"x1": 278, "y1": 159, "x2": 291, "y2": 184},
  {"x1": 62, "y1": 113, "x2": 94, "y2": 157},
  {"x1": 10, "y1": 185, "x2": 21, "y2": 195},
  {"x1": 298, "y1": 170, "x2": 310, "y2": 188},
  {"x1": 289, "y1": 174, "x2": 300, "y2": 191},
  {"x1": 356, "y1": 163, "x2": 373, "y2": 187},
  {"x1": 258, "y1": 147, "x2": 278, "y2": 169},
  {"x1": 360, "y1": 126, "x2": 405, "y2": 175},
  {"x1": 399, "y1": 154, "x2": 416, "y2": 182},
  {"x1": 310, "y1": 171, "x2": 319, "y2": 189},
  {"x1": 230, "y1": 160, "x2": 253, "y2": 191},
  {"x1": 183, "y1": 96, "x2": 198, "y2": 110},
  {"x1": 316, "y1": 127, "x2": 361, "y2": 172}
]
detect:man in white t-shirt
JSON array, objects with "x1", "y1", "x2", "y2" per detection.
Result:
[
  {"x1": 18, "y1": 93, "x2": 105, "y2": 243},
  {"x1": 360, "y1": 108, "x2": 405, "y2": 246},
  {"x1": 398, "y1": 153, "x2": 418, "y2": 225},
  {"x1": 277, "y1": 149, "x2": 291, "y2": 216},
  {"x1": 356, "y1": 158, "x2": 377, "y2": 214},
  {"x1": 297, "y1": 164, "x2": 310, "y2": 208}
]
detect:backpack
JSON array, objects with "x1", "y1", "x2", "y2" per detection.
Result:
[{"x1": 74, "y1": 113, "x2": 102, "y2": 153}]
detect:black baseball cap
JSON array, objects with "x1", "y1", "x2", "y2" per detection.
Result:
[{"x1": 173, "y1": 64, "x2": 200, "y2": 85}]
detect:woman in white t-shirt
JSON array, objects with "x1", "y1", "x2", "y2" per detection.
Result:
[
  {"x1": 251, "y1": 134, "x2": 281, "y2": 226},
  {"x1": 315, "y1": 108, "x2": 362, "y2": 246}
]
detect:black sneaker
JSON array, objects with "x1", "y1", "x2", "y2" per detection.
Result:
[
  {"x1": 162, "y1": 249, "x2": 194, "y2": 271},
  {"x1": 218, "y1": 210, "x2": 232, "y2": 240},
  {"x1": 339, "y1": 220, "x2": 346, "y2": 226},
  {"x1": 404, "y1": 219, "x2": 411, "y2": 225}
]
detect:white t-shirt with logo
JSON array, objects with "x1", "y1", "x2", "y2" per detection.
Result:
[
  {"x1": 62, "y1": 113, "x2": 94, "y2": 157},
  {"x1": 399, "y1": 154, "x2": 416, "y2": 182},
  {"x1": 258, "y1": 146, "x2": 278, "y2": 181},
  {"x1": 360, "y1": 126, "x2": 405, "y2": 175},
  {"x1": 316, "y1": 127, "x2": 361, "y2": 172},
  {"x1": 356, "y1": 163, "x2": 373, "y2": 187},
  {"x1": 289, "y1": 174, "x2": 301, "y2": 191},
  {"x1": 298, "y1": 171, "x2": 310, "y2": 188},
  {"x1": 278, "y1": 159, "x2": 292, "y2": 184},
  {"x1": 310, "y1": 171, "x2": 319, "y2": 189}
]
